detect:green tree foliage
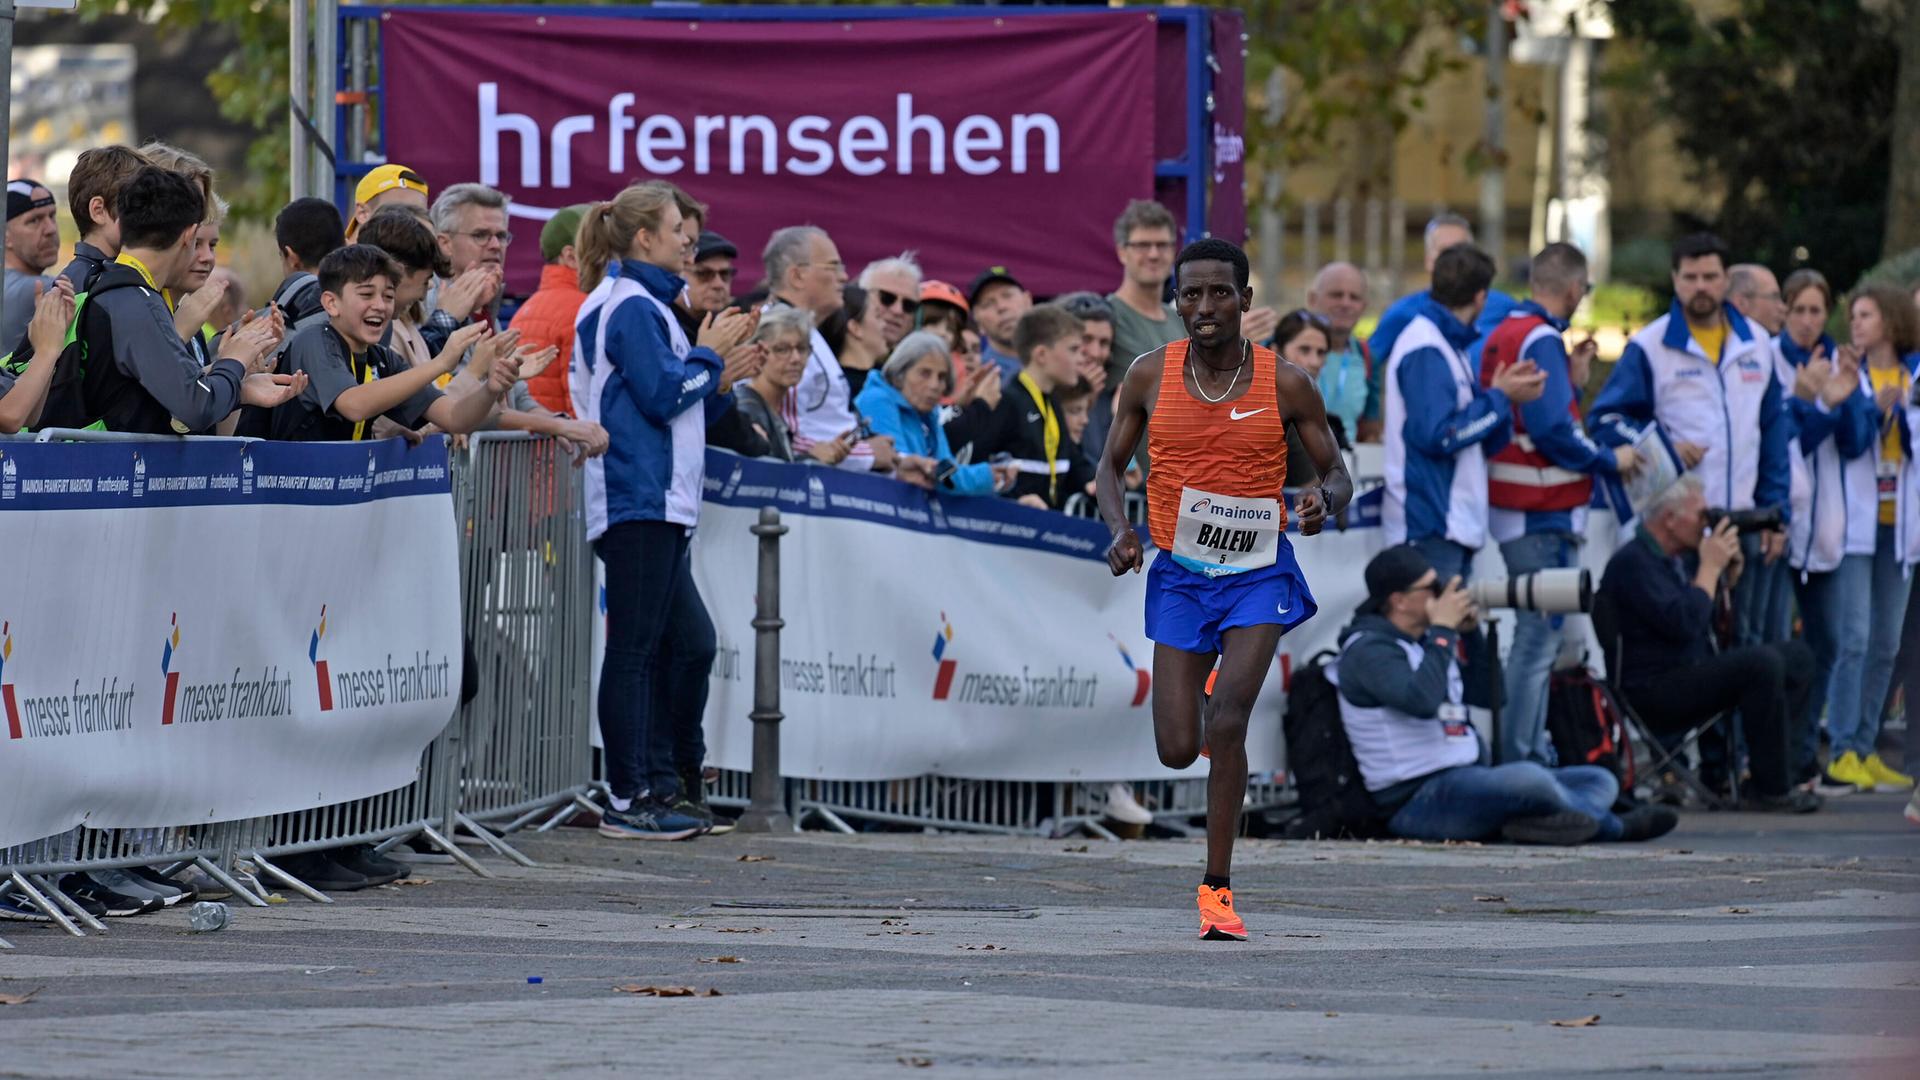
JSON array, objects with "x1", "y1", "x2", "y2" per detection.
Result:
[
  {"x1": 1241, "y1": 1, "x2": 1484, "y2": 201},
  {"x1": 1606, "y1": 0, "x2": 1900, "y2": 291}
]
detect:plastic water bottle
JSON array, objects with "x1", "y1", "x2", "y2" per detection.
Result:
[{"x1": 188, "y1": 901, "x2": 231, "y2": 932}]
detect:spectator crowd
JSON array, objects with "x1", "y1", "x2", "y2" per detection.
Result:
[{"x1": 2, "y1": 141, "x2": 1916, "y2": 902}]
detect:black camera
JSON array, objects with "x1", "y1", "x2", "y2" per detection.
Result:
[{"x1": 1704, "y1": 506, "x2": 1784, "y2": 534}]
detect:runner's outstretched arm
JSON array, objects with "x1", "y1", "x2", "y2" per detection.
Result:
[{"x1": 1275, "y1": 362, "x2": 1352, "y2": 535}]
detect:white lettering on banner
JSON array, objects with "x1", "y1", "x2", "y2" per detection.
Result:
[{"x1": 481, "y1": 86, "x2": 1063, "y2": 188}]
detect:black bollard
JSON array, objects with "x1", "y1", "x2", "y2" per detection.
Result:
[{"x1": 734, "y1": 506, "x2": 793, "y2": 832}]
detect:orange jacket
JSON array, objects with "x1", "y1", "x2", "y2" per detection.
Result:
[{"x1": 509, "y1": 263, "x2": 587, "y2": 413}]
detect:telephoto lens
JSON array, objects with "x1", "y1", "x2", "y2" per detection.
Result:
[{"x1": 1466, "y1": 568, "x2": 1592, "y2": 614}]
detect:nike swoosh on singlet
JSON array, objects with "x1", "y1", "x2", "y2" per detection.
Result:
[
  {"x1": 1228, "y1": 407, "x2": 1269, "y2": 421},
  {"x1": 1026, "y1": 411, "x2": 1041, "y2": 422}
]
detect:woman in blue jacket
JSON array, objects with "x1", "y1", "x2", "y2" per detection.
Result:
[
  {"x1": 572, "y1": 181, "x2": 757, "y2": 840},
  {"x1": 855, "y1": 330, "x2": 1013, "y2": 496}
]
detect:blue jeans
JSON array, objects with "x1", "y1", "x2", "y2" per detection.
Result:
[
  {"x1": 1388, "y1": 762, "x2": 1622, "y2": 842},
  {"x1": 1496, "y1": 532, "x2": 1576, "y2": 766},
  {"x1": 595, "y1": 521, "x2": 717, "y2": 803},
  {"x1": 1733, "y1": 534, "x2": 1795, "y2": 645},
  {"x1": 1411, "y1": 536, "x2": 1475, "y2": 584},
  {"x1": 1850, "y1": 526, "x2": 1914, "y2": 756},
  {"x1": 1795, "y1": 559, "x2": 1865, "y2": 773},
  {"x1": 1804, "y1": 534, "x2": 1913, "y2": 761}
]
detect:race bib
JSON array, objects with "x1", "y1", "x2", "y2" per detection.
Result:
[
  {"x1": 1172, "y1": 486, "x2": 1280, "y2": 577},
  {"x1": 1879, "y1": 465, "x2": 1898, "y2": 505}
]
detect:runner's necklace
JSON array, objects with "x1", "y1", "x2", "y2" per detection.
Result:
[{"x1": 1189, "y1": 338, "x2": 1250, "y2": 403}]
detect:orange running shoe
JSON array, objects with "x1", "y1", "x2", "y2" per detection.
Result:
[{"x1": 1197, "y1": 884, "x2": 1247, "y2": 941}]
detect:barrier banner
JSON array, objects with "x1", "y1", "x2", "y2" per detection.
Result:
[
  {"x1": 382, "y1": 10, "x2": 1156, "y2": 297},
  {"x1": 0, "y1": 438, "x2": 461, "y2": 846},
  {"x1": 591, "y1": 452, "x2": 1382, "y2": 782}
]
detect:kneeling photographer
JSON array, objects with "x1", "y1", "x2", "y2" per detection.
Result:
[
  {"x1": 1332, "y1": 545, "x2": 1677, "y2": 845},
  {"x1": 1598, "y1": 476, "x2": 1819, "y2": 812}
]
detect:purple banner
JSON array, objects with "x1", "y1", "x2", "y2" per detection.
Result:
[{"x1": 383, "y1": 10, "x2": 1158, "y2": 297}]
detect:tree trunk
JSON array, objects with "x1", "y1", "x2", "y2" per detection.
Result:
[{"x1": 1887, "y1": 0, "x2": 1920, "y2": 254}]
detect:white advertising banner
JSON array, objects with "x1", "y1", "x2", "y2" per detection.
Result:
[
  {"x1": 0, "y1": 437, "x2": 462, "y2": 847},
  {"x1": 593, "y1": 452, "x2": 1387, "y2": 783}
]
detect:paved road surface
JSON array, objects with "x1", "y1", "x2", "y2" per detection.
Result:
[{"x1": 3, "y1": 793, "x2": 1917, "y2": 1078}]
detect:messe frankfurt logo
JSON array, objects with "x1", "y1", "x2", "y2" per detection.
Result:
[
  {"x1": 1, "y1": 621, "x2": 17, "y2": 739},
  {"x1": 160, "y1": 613, "x2": 182, "y2": 725},
  {"x1": 1110, "y1": 634, "x2": 1151, "y2": 708},
  {"x1": 310, "y1": 605, "x2": 333, "y2": 711},
  {"x1": 930, "y1": 612, "x2": 958, "y2": 700}
]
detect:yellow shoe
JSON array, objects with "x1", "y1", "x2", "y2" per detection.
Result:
[
  {"x1": 1824, "y1": 751, "x2": 1875, "y2": 792},
  {"x1": 1861, "y1": 753, "x2": 1916, "y2": 791}
]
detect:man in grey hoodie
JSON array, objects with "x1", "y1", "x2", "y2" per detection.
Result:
[{"x1": 1334, "y1": 544, "x2": 1676, "y2": 844}]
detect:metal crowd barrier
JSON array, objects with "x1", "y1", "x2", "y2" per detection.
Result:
[{"x1": 0, "y1": 430, "x2": 594, "y2": 937}]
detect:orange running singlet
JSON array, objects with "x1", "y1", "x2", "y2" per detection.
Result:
[{"x1": 1147, "y1": 339, "x2": 1290, "y2": 572}]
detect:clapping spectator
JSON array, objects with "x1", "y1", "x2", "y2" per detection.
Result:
[
  {"x1": 424, "y1": 184, "x2": 510, "y2": 354},
  {"x1": 762, "y1": 225, "x2": 887, "y2": 471},
  {"x1": 689, "y1": 231, "x2": 738, "y2": 316},
  {"x1": 508, "y1": 203, "x2": 592, "y2": 413},
  {"x1": 345, "y1": 163, "x2": 429, "y2": 240},
  {"x1": 854, "y1": 330, "x2": 1012, "y2": 496},
  {"x1": 736, "y1": 306, "x2": 827, "y2": 464}
]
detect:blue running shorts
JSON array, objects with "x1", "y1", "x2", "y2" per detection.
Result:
[{"x1": 1143, "y1": 537, "x2": 1317, "y2": 655}]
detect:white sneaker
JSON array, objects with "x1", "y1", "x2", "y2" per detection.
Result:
[
  {"x1": 1104, "y1": 782, "x2": 1153, "y2": 826},
  {"x1": 1905, "y1": 789, "x2": 1919, "y2": 827}
]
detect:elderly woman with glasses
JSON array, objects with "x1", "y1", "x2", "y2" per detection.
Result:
[
  {"x1": 854, "y1": 330, "x2": 1017, "y2": 495},
  {"x1": 737, "y1": 306, "x2": 849, "y2": 465}
]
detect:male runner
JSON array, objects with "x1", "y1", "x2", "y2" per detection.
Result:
[{"x1": 1096, "y1": 238, "x2": 1352, "y2": 941}]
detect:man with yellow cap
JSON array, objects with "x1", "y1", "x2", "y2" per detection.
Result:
[{"x1": 346, "y1": 164, "x2": 429, "y2": 240}]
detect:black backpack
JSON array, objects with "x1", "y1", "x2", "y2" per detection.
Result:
[
  {"x1": 1546, "y1": 667, "x2": 1636, "y2": 795},
  {"x1": 1282, "y1": 649, "x2": 1390, "y2": 840}
]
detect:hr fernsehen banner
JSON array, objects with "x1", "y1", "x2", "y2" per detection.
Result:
[
  {"x1": 382, "y1": 10, "x2": 1157, "y2": 297},
  {"x1": 0, "y1": 438, "x2": 461, "y2": 847},
  {"x1": 593, "y1": 452, "x2": 1383, "y2": 783}
]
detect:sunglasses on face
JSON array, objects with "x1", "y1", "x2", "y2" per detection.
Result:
[
  {"x1": 874, "y1": 288, "x2": 921, "y2": 315},
  {"x1": 692, "y1": 266, "x2": 736, "y2": 284}
]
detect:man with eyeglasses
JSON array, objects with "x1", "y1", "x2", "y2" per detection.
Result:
[
  {"x1": 423, "y1": 183, "x2": 512, "y2": 356},
  {"x1": 1105, "y1": 200, "x2": 1186, "y2": 389},
  {"x1": 857, "y1": 254, "x2": 923, "y2": 350},
  {"x1": 1479, "y1": 242, "x2": 1639, "y2": 766},
  {"x1": 762, "y1": 224, "x2": 893, "y2": 473},
  {"x1": 689, "y1": 231, "x2": 738, "y2": 316}
]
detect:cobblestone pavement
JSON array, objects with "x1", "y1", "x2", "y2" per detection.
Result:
[{"x1": 3, "y1": 793, "x2": 1916, "y2": 1078}]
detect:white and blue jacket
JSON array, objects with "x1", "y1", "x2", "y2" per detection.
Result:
[
  {"x1": 1485, "y1": 299, "x2": 1621, "y2": 542},
  {"x1": 1774, "y1": 332, "x2": 1864, "y2": 573},
  {"x1": 1369, "y1": 287, "x2": 1517, "y2": 370},
  {"x1": 1588, "y1": 299, "x2": 1791, "y2": 518},
  {"x1": 1787, "y1": 346, "x2": 1920, "y2": 574},
  {"x1": 1383, "y1": 295, "x2": 1514, "y2": 549},
  {"x1": 570, "y1": 260, "x2": 732, "y2": 541}
]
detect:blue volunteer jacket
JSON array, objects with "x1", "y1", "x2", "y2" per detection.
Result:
[
  {"x1": 1587, "y1": 299, "x2": 1791, "y2": 519},
  {"x1": 1383, "y1": 294, "x2": 1514, "y2": 548},
  {"x1": 1369, "y1": 288, "x2": 1517, "y2": 373},
  {"x1": 570, "y1": 259, "x2": 734, "y2": 540},
  {"x1": 852, "y1": 372, "x2": 997, "y2": 496},
  {"x1": 1485, "y1": 299, "x2": 1621, "y2": 541}
]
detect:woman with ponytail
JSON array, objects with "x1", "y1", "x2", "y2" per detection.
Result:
[{"x1": 571, "y1": 182, "x2": 760, "y2": 839}]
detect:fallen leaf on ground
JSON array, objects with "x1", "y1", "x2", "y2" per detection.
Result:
[
  {"x1": 1473, "y1": 895, "x2": 1507, "y2": 903},
  {"x1": 1722, "y1": 907, "x2": 1753, "y2": 914},
  {"x1": 656, "y1": 923, "x2": 704, "y2": 930},
  {"x1": 1549, "y1": 1015, "x2": 1602, "y2": 1028},
  {"x1": 697, "y1": 956, "x2": 743, "y2": 964},
  {"x1": 1324, "y1": 1011, "x2": 1339, "y2": 1017},
  {"x1": 737, "y1": 855, "x2": 774, "y2": 863},
  {"x1": 394, "y1": 878, "x2": 433, "y2": 886},
  {"x1": 957, "y1": 944, "x2": 1002, "y2": 951},
  {"x1": 614, "y1": 985, "x2": 722, "y2": 997},
  {"x1": 1282, "y1": 933, "x2": 1324, "y2": 939},
  {"x1": 1062, "y1": 845, "x2": 1088, "y2": 853},
  {"x1": 0, "y1": 990, "x2": 39, "y2": 1006},
  {"x1": 898, "y1": 1057, "x2": 933, "y2": 1068},
  {"x1": 716, "y1": 927, "x2": 770, "y2": 934}
]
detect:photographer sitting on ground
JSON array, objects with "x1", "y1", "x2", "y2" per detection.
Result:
[
  {"x1": 1334, "y1": 545, "x2": 1677, "y2": 844},
  {"x1": 1599, "y1": 476, "x2": 1820, "y2": 812}
]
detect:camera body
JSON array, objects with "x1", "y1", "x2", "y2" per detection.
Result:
[
  {"x1": 1703, "y1": 506, "x2": 1783, "y2": 534},
  {"x1": 1466, "y1": 568, "x2": 1593, "y2": 615}
]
